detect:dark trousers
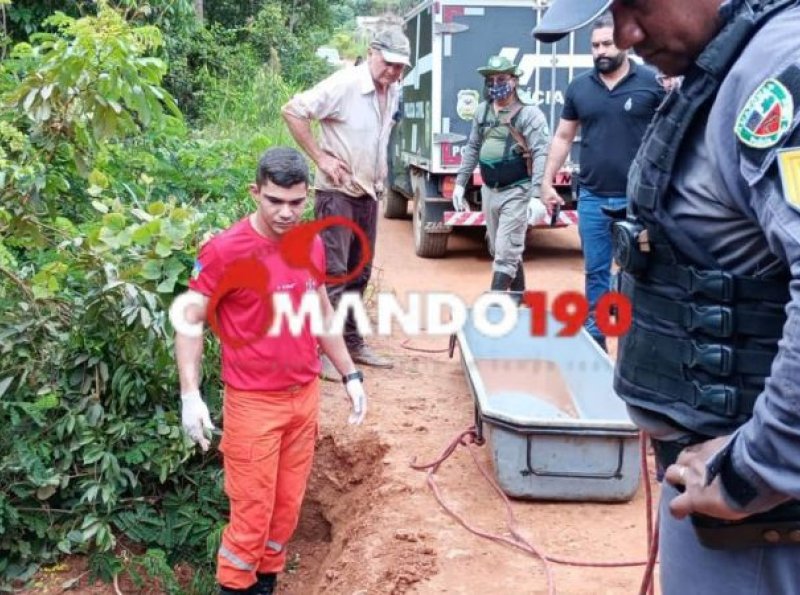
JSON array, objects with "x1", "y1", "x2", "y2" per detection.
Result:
[{"x1": 314, "y1": 190, "x2": 377, "y2": 350}]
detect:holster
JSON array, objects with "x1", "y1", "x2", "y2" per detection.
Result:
[
  {"x1": 653, "y1": 438, "x2": 800, "y2": 549},
  {"x1": 692, "y1": 503, "x2": 800, "y2": 549}
]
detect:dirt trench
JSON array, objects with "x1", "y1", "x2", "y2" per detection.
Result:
[{"x1": 277, "y1": 425, "x2": 439, "y2": 595}]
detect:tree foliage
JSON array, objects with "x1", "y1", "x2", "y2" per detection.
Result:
[
  {"x1": 0, "y1": 0, "x2": 383, "y2": 587},
  {"x1": 0, "y1": 1, "x2": 296, "y2": 590}
]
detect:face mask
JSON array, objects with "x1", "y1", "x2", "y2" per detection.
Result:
[{"x1": 487, "y1": 81, "x2": 513, "y2": 101}]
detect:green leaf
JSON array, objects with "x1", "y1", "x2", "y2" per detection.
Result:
[
  {"x1": 147, "y1": 201, "x2": 166, "y2": 216},
  {"x1": 0, "y1": 376, "x2": 13, "y2": 398},
  {"x1": 22, "y1": 88, "x2": 38, "y2": 112},
  {"x1": 91, "y1": 200, "x2": 109, "y2": 214},
  {"x1": 154, "y1": 240, "x2": 172, "y2": 258},
  {"x1": 155, "y1": 276, "x2": 176, "y2": 294},
  {"x1": 36, "y1": 485, "x2": 58, "y2": 500},
  {"x1": 89, "y1": 169, "x2": 109, "y2": 189},
  {"x1": 131, "y1": 224, "x2": 153, "y2": 245},
  {"x1": 102, "y1": 213, "x2": 126, "y2": 231},
  {"x1": 139, "y1": 260, "x2": 162, "y2": 280}
]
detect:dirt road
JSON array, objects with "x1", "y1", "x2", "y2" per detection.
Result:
[
  {"x1": 281, "y1": 215, "x2": 661, "y2": 594},
  {"x1": 22, "y1": 215, "x2": 659, "y2": 594}
]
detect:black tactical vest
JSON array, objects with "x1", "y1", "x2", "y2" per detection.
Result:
[
  {"x1": 476, "y1": 101, "x2": 530, "y2": 189},
  {"x1": 614, "y1": 0, "x2": 797, "y2": 437}
]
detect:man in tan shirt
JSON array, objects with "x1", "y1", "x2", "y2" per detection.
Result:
[{"x1": 282, "y1": 28, "x2": 410, "y2": 374}]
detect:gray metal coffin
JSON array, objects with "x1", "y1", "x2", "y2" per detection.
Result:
[{"x1": 456, "y1": 306, "x2": 641, "y2": 502}]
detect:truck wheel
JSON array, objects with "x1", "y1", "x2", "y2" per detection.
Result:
[
  {"x1": 413, "y1": 194, "x2": 448, "y2": 258},
  {"x1": 383, "y1": 187, "x2": 408, "y2": 219}
]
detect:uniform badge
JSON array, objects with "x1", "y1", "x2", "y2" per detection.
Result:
[
  {"x1": 735, "y1": 79, "x2": 794, "y2": 149},
  {"x1": 456, "y1": 89, "x2": 480, "y2": 121},
  {"x1": 777, "y1": 147, "x2": 800, "y2": 213}
]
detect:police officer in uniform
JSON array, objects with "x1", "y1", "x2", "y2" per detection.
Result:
[
  {"x1": 452, "y1": 56, "x2": 550, "y2": 294},
  {"x1": 535, "y1": 0, "x2": 800, "y2": 593}
]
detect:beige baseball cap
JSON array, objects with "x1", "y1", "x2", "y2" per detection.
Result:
[{"x1": 370, "y1": 28, "x2": 412, "y2": 66}]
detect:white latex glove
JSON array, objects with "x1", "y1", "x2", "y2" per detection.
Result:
[
  {"x1": 452, "y1": 184, "x2": 470, "y2": 212},
  {"x1": 181, "y1": 390, "x2": 215, "y2": 451},
  {"x1": 345, "y1": 378, "x2": 367, "y2": 425},
  {"x1": 527, "y1": 196, "x2": 548, "y2": 226}
]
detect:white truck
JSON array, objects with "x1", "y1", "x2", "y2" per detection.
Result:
[{"x1": 386, "y1": 0, "x2": 594, "y2": 257}]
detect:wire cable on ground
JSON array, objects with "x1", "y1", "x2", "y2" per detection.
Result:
[
  {"x1": 410, "y1": 426, "x2": 652, "y2": 595},
  {"x1": 399, "y1": 338, "x2": 451, "y2": 354},
  {"x1": 638, "y1": 431, "x2": 660, "y2": 595}
]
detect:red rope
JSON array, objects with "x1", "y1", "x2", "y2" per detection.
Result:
[
  {"x1": 399, "y1": 338, "x2": 451, "y2": 354},
  {"x1": 410, "y1": 426, "x2": 653, "y2": 595},
  {"x1": 638, "y1": 431, "x2": 660, "y2": 595}
]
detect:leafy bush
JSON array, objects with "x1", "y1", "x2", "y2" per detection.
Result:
[{"x1": 0, "y1": 4, "x2": 295, "y2": 590}]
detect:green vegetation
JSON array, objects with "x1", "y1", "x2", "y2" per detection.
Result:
[{"x1": 0, "y1": 0, "x2": 415, "y2": 590}]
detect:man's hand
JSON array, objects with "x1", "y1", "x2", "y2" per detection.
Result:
[
  {"x1": 539, "y1": 184, "x2": 565, "y2": 216},
  {"x1": 344, "y1": 378, "x2": 367, "y2": 425},
  {"x1": 452, "y1": 184, "x2": 470, "y2": 212},
  {"x1": 181, "y1": 390, "x2": 215, "y2": 452},
  {"x1": 527, "y1": 196, "x2": 548, "y2": 225},
  {"x1": 664, "y1": 436, "x2": 749, "y2": 521},
  {"x1": 317, "y1": 153, "x2": 352, "y2": 187}
]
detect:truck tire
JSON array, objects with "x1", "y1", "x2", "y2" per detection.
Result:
[
  {"x1": 383, "y1": 187, "x2": 408, "y2": 219},
  {"x1": 413, "y1": 194, "x2": 448, "y2": 258}
]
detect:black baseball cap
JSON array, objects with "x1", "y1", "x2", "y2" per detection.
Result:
[{"x1": 533, "y1": 0, "x2": 613, "y2": 43}]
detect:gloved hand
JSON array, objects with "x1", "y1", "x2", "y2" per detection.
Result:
[
  {"x1": 527, "y1": 196, "x2": 548, "y2": 225},
  {"x1": 452, "y1": 184, "x2": 470, "y2": 212},
  {"x1": 181, "y1": 390, "x2": 215, "y2": 451},
  {"x1": 345, "y1": 378, "x2": 367, "y2": 425}
]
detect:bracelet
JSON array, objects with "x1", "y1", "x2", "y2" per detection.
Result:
[
  {"x1": 181, "y1": 389, "x2": 201, "y2": 401},
  {"x1": 342, "y1": 370, "x2": 364, "y2": 384}
]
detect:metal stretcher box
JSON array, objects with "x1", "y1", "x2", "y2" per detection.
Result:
[{"x1": 454, "y1": 307, "x2": 641, "y2": 502}]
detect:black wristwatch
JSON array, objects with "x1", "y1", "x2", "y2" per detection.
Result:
[{"x1": 342, "y1": 370, "x2": 364, "y2": 384}]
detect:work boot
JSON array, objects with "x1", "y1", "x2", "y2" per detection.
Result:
[
  {"x1": 509, "y1": 265, "x2": 525, "y2": 292},
  {"x1": 490, "y1": 271, "x2": 514, "y2": 292},
  {"x1": 319, "y1": 353, "x2": 338, "y2": 382},
  {"x1": 218, "y1": 584, "x2": 255, "y2": 595},
  {"x1": 350, "y1": 344, "x2": 394, "y2": 368},
  {"x1": 253, "y1": 573, "x2": 277, "y2": 595},
  {"x1": 508, "y1": 265, "x2": 526, "y2": 305}
]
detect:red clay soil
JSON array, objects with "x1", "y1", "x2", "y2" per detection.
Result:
[{"x1": 21, "y1": 216, "x2": 662, "y2": 594}]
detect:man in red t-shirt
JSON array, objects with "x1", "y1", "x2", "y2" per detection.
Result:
[{"x1": 172, "y1": 147, "x2": 366, "y2": 595}]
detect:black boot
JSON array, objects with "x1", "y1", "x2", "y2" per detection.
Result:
[
  {"x1": 490, "y1": 271, "x2": 514, "y2": 291},
  {"x1": 219, "y1": 584, "x2": 254, "y2": 595},
  {"x1": 510, "y1": 265, "x2": 525, "y2": 292},
  {"x1": 253, "y1": 573, "x2": 277, "y2": 595}
]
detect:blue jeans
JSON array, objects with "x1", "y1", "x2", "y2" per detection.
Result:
[{"x1": 577, "y1": 189, "x2": 628, "y2": 342}]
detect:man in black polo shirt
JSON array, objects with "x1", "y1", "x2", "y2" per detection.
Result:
[{"x1": 540, "y1": 11, "x2": 664, "y2": 351}]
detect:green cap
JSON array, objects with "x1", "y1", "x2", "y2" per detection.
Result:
[{"x1": 477, "y1": 55, "x2": 523, "y2": 77}]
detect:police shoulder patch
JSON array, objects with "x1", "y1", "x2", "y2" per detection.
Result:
[
  {"x1": 735, "y1": 78, "x2": 794, "y2": 149},
  {"x1": 777, "y1": 147, "x2": 800, "y2": 213}
]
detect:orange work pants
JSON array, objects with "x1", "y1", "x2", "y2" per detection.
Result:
[{"x1": 216, "y1": 379, "x2": 320, "y2": 589}]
